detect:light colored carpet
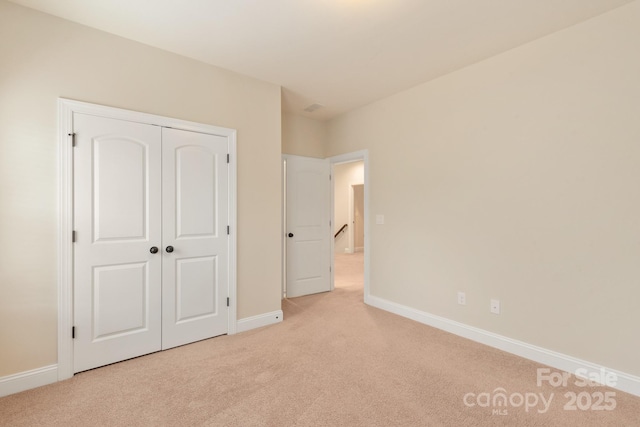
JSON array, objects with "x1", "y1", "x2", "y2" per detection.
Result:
[
  {"x1": 1, "y1": 253, "x2": 638, "y2": 426},
  {"x1": 334, "y1": 251, "x2": 364, "y2": 289}
]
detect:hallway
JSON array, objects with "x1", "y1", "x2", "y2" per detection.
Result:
[{"x1": 334, "y1": 252, "x2": 364, "y2": 290}]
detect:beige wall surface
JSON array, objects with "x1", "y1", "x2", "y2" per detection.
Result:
[
  {"x1": 326, "y1": 2, "x2": 640, "y2": 376},
  {"x1": 281, "y1": 111, "x2": 327, "y2": 158},
  {"x1": 0, "y1": 1, "x2": 282, "y2": 377},
  {"x1": 333, "y1": 161, "x2": 364, "y2": 253}
]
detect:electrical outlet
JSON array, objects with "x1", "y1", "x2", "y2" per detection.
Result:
[
  {"x1": 490, "y1": 299, "x2": 500, "y2": 314},
  {"x1": 457, "y1": 291, "x2": 466, "y2": 305}
]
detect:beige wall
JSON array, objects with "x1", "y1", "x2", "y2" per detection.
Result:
[
  {"x1": 333, "y1": 161, "x2": 364, "y2": 253},
  {"x1": 281, "y1": 111, "x2": 326, "y2": 158},
  {"x1": 0, "y1": 1, "x2": 282, "y2": 377},
  {"x1": 327, "y1": 2, "x2": 640, "y2": 376}
]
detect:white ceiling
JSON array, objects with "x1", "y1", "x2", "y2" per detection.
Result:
[{"x1": 9, "y1": 0, "x2": 633, "y2": 120}]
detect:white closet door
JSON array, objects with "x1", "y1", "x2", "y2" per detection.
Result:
[
  {"x1": 73, "y1": 114, "x2": 162, "y2": 373},
  {"x1": 161, "y1": 128, "x2": 229, "y2": 349}
]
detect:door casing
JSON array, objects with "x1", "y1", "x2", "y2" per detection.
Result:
[
  {"x1": 351, "y1": 183, "x2": 365, "y2": 252},
  {"x1": 57, "y1": 98, "x2": 237, "y2": 380}
]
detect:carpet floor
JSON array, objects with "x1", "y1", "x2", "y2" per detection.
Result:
[{"x1": 1, "y1": 252, "x2": 638, "y2": 426}]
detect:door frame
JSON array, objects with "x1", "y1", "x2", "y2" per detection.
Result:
[
  {"x1": 329, "y1": 150, "x2": 370, "y2": 300},
  {"x1": 57, "y1": 98, "x2": 237, "y2": 380},
  {"x1": 350, "y1": 183, "x2": 365, "y2": 253}
]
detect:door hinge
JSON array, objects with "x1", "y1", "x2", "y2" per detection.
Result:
[
  {"x1": 72, "y1": 326, "x2": 76, "y2": 339},
  {"x1": 72, "y1": 230, "x2": 76, "y2": 242},
  {"x1": 69, "y1": 133, "x2": 76, "y2": 147},
  {"x1": 226, "y1": 297, "x2": 230, "y2": 307},
  {"x1": 227, "y1": 225, "x2": 230, "y2": 235},
  {"x1": 227, "y1": 153, "x2": 230, "y2": 164}
]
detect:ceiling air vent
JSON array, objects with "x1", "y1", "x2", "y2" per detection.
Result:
[{"x1": 303, "y1": 103, "x2": 324, "y2": 113}]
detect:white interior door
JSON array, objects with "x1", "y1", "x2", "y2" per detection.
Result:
[
  {"x1": 74, "y1": 114, "x2": 230, "y2": 372},
  {"x1": 73, "y1": 114, "x2": 162, "y2": 373},
  {"x1": 285, "y1": 155, "x2": 331, "y2": 298},
  {"x1": 161, "y1": 128, "x2": 229, "y2": 349}
]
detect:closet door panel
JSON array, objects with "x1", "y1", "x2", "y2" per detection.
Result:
[
  {"x1": 73, "y1": 113, "x2": 162, "y2": 373},
  {"x1": 161, "y1": 128, "x2": 229, "y2": 349}
]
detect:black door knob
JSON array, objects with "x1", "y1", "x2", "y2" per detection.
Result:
[
  {"x1": 166, "y1": 246, "x2": 174, "y2": 253},
  {"x1": 288, "y1": 233, "x2": 294, "y2": 238},
  {"x1": 150, "y1": 246, "x2": 158, "y2": 254}
]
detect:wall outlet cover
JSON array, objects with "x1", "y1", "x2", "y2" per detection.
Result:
[
  {"x1": 457, "y1": 291, "x2": 466, "y2": 305},
  {"x1": 490, "y1": 299, "x2": 500, "y2": 314}
]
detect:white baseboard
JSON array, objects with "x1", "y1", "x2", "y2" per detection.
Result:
[
  {"x1": 366, "y1": 295, "x2": 640, "y2": 398},
  {"x1": 236, "y1": 310, "x2": 283, "y2": 333},
  {"x1": 0, "y1": 365, "x2": 58, "y2": 398},
  {"x1": 4, "y1": 303, "x2": 638, "y2": 400}
]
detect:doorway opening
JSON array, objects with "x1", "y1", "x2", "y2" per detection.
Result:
[
  {"x1": 282, "y1": 150, "x2": 369, "y2": 301},
  {"x1": 332, "y1": 160, "x2": 365, "y2": 292}
]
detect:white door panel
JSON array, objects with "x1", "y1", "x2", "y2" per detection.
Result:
[
  {"x1": 161, "y1": 128, "x2": 228, "y2": 349},
  {"x1": 73, "y1": 113, "x2": 162, "y2": 373},
  {"x1": 175, "y1": 256, "x2": 217, "y2": 321},
  {"x1": 92, "y1": 137, "x2": 148, "y2": 241},
  {"x1": 286, "y1": 156, "x2": 331, "y2": 298},
  {"x1": 174, "y1": 146, "x2": 217, "y2": 237},
  {"x1": 92, "y1": 262, "x2": 148, "y2": 340}
]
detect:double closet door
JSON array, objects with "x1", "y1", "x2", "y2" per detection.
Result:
[{"x1": 73, "y1": 113, "x2": 229, "y2": 373}]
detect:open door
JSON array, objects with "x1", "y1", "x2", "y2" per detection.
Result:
[{"x1": 284, "y1": 155, "x2": 331, "y2": 298}]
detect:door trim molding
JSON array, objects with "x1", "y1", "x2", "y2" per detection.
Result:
[
  {"x1": 348, "y1": 183, "x2": 364, "y2": 254},
  {"x1": 329, "y1": 150, "x2": 370, "y2": 301},
  {"x1": 57, "y1": 98, "x2": 237, "y2": 380}
]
